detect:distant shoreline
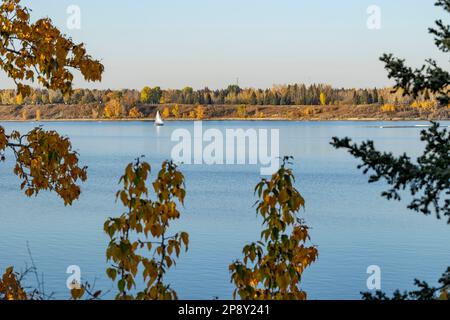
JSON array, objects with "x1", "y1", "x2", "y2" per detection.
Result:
[
  {"x1": 0, "y1": 103, "x2": 448, "y2": 122},
  {"x1": 1, "y1": 117, "x2": 448, "y2": 123}
]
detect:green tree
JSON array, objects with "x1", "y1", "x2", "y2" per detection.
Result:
[
  {"x1": 151, "y1": 86, "x2": 163, "y2": 104},
  {"x1": 182, "y1": 87, "x2": 194, "y2": 104},
  {"x1": 250, "y1": 92, "x2": 257, "y2": 105},
  {"x1": 205, "y1": 92, "x2": 212, "y2": 105},
  {"x1": 140, "y1": 86, "x2": 151, "y2": 104},
  {"x1": 227, "y1": 84, "x2": 241, "y2": 95},
  {"x1": 373, "y1": 88, "x2": 379, "y2": 104}
]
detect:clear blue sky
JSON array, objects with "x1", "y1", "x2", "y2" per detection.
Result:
[{"x1": 2, "y1": 0, "x2": 448, "y2": 90}]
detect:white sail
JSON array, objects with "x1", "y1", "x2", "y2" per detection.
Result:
[{"x1": 155, "y1": 111, "x2": 164, "y2": 126}]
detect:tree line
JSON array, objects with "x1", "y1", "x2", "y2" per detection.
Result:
[{"x1": 0, "y1": 84, "x2": 440, "y2": 108}]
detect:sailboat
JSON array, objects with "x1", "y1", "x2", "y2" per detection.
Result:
[{"x1": 155, "y1": 110, "x2": 164, "y2": 126}]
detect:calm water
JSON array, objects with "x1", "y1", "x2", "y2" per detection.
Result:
[{"x1": 0, "y1": 121, "x2": 449, "y2": 300}]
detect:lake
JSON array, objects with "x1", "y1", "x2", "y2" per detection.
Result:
[{"x1": 0, "y1": 120, "x2": 449, "y2": 300}]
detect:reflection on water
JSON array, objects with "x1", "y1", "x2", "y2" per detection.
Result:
[{"x1": 0, "y1": 121, "x2": 449, "y2": 300}]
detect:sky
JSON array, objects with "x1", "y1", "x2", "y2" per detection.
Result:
[{"x1": 1, "y1": 0, "x2": 448, "y2": 90}]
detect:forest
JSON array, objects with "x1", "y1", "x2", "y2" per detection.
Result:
[
  {"x1": 0, "y1": 84, "x2": 438, "y2": 107},
  {"x1": 0, "y1": 84, "x2": 447, "y2": 121}
]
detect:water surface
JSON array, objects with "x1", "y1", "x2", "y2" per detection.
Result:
[{"x1": 0, "y1": 121, "x2": 448, "y2": 300}]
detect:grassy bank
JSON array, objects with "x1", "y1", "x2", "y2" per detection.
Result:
[{"x1": 1, "y1": 103, "x2": 449, "y2": 122}]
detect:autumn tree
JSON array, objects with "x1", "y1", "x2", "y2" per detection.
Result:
[
  {"x1": 236, "y1": 105, "x2": 247, "y2": 118},
  {"x1": 320, "y1": 92, "x2": 327, "y2": 106},
  {"x1": 0, "y1": 267, "x2": 28, "y2": 300},
  {"x1": 0, "y1": 0, "x2": 102, "y2": 298},
  {"x1": 162, "y1": 107, "x2": 170, "y2": 119},
  {"x1": 0, "y1": 84, "x2": 430, "y2": 109},
  {"x1": 104, "y1": 99, "x2": 122, "y2": 118},
  {"x1": 230, "y1": 158, "x2": 318, "y2": 300},
  {"x1": 0, "y1": 126, "x2": 88, "y2": 205},
  {"x1": 15, "y1": 93, "x2": 23, "y2": 105},
  {"x1": 140, "y1": 86, "x2": 151, "y2": 104},
  {"x1": 128, "y1": 106, "x2": 142, "y2": 119},
  {"x1": 0, "y1": 0, "x2": 103, "y2": 97},
  {"x1": 104, "y1": 159, "x2": 189, "y2": 300},
  {"x1": 172, "y1": 104, "x2": 180, "y2": 118},
  {"x1": 196, "y1": 105, "x2": 205, "y2": 120}
]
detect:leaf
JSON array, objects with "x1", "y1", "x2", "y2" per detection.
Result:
[
  {"x1": 106, "y1": 268, "x2": 117, "y2": 281},
  {"x1": 180, "y1": 232, "x2": 189, "y2": 249}
]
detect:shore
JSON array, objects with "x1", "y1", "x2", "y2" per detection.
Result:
[
  {"x1": 0, "y1": 103, "x2": 449, "y2": 122},
  {"x1": 1, "y1": 117, "x2": 446, "y2": 123}
]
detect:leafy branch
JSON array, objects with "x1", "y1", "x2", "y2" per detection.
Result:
[{"x1": 331, "y1": 122, "x2": 450, "y2": 223}]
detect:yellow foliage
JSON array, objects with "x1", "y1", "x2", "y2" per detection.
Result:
[
  {"x1": 0, "y1": 267, "x2": 28, "y2": 300},
  {"x1": 162, "y1": 107, "x2": 170, "y2": 119},
  {"x1": 128, "y1": 107, "x2": 142, "y2": 119},
  {"x1": 0, "y1": 0, "x2": 103, "y2": 97},
  {"x1": 0, "y1": 126, "x2": 87, "y2": 205},
  {"x1": 320, "y1": 92, "x2": 327, "y2": 106},
  {"x1": 230, "y1": 158, "x2": 318, "y2": 300},
  {"x1": 21, "y1": 109, "x2": 27, "y2": 121},
  {"x1": 303, "y1": 107, "x2": 314, "y2": 116},
  {"x1": 16, "y1": 94, "x2": 24, "y2": 105},
  {"x1": 35, "y1": 109, "x2": 41, "y2": 121},
  {"x1": 411, "y1": 101, "x2": 436, "y2": 109},
  {"x1": 196, "y1": 105, "x2": 205, "y2": 120},
  {"x1": 171, "y1": 104, "x2": 180, "y2": 118},
  {"x1": 140, "y1": 87, "x2": 151, "y2": 104},
  {"x1": 236, "y1": 105, "x2": 247, "y2": 118},
  {"x1": 381, "y1": 104, "x2": 396, "y2": 113},
  {"x1": 104, "y1": 160, "x2": 188, "y2": 300},
  {"x1": 104, "y1": 99, "x2": 122, "y2": 118}
]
